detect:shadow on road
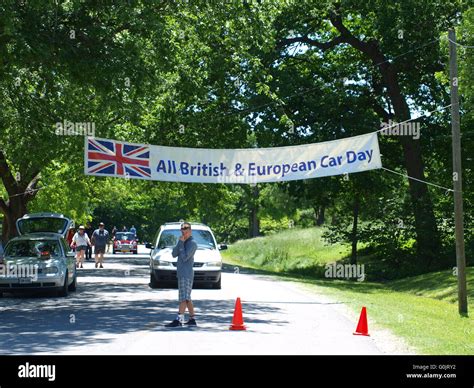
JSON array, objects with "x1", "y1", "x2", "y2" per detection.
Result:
[{"x1": 0, "y1": 256, "x2": 288, "y2": 354}]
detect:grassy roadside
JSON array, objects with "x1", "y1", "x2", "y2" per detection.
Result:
[
  {"x1": 222, "y1": 228, "x2": 474, "y2": 355},
  {"x1": 223, "y1": 227, "x2": 350, "y2": 274}
]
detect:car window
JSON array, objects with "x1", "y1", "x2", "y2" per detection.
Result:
[
  {"x1": 5, "y1": 240, "x2": 62, "y2": 258},
  {"x1": 17, "y1": 217, "x2": 68, "y2": 235},
  {"x1": 158, "y1": 230, "x2": 216, "y2": 249},
  {"x1": 115, "y1": 232, "x2": 135, "y2": 240}
]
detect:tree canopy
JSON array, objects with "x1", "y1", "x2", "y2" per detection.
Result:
[{"x1": 1, "y1": 0, "x2": 472, "y2": 278}]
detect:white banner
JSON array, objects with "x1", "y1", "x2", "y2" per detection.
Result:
[{"x1": 85, "y1": 133, "x2": 382, "y2": 184}]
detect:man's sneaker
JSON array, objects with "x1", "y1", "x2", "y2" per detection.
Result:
[
  {"x1": 185, "y1": 318, "x2": 197, "y2": 326},
  {"x1": 165, "y1": 319, "x2": 182, "y2": 328}
]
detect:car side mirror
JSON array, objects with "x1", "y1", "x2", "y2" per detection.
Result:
[
  {"x1": 218, "y1": 244, "x2": 228, "y2": 251},
  {"x1": 145, "y1": 243, "x2": 154, "y2": 249}
]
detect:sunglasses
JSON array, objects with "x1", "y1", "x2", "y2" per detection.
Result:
[{"x1": 180, "y1": 226, "x2": 190, "y2": 230}]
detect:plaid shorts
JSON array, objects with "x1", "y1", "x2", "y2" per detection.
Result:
[{"x1": 178, "y1": 277, "x2": 193, "y2": 302}]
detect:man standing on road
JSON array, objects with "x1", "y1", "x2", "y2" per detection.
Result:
[
  {"x1": 165, "y1": 222, "x2": 198, "y2": 327},
  {"x1": 92, "y1": 222, "x2": 109, "y2": 268}
]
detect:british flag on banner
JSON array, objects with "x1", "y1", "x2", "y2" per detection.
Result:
[{"x1": 85, "y1": 137, "x2": 151, "y2": 179}]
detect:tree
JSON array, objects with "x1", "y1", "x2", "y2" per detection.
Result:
[
  {"x1": 0, "y1": 1, "x2": 176, "y2": 241},
  {"x1": 267, "y1": 0, "x2": 466, "y2": 264}
]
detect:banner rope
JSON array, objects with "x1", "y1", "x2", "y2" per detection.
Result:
[{"x1": 381, "y1": 167, "x2": 455, "y2": 194}]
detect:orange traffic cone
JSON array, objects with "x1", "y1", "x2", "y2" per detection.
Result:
[
  {"x1": 353, "y1": 306, "x2": 370, "y2": 336},
  {"x1": 229, "y1": 297, "x2": 246, "y2": 331}
]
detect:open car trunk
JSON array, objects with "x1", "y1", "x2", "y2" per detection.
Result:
[{"x1": 16, "y1": 213, "x2": 74, "y2": 238}]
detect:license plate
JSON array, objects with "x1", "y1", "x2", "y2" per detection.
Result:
[
  {"x1": 121, "y1": 250, "x2": 129, "y2": 252},
  {"x1": 19, "y1": 278, "x2": 32, "y2": 284}
]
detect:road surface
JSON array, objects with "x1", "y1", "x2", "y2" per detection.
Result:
[{"x1": 0, "y1": 248, "x2": 411, "y2": 355}]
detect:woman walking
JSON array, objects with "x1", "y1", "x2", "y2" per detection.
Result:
[{"x1": 71, "y1": 225, "x2": 91, "y2": 268}]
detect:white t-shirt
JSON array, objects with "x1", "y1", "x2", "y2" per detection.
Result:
[{"x1": 73, "y1": 232, "x2": 90, "y2": 247}]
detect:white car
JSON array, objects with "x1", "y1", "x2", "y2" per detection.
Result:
[
  {"x1": 147, "y1": 222, "x2": 227, "y2": 289},
  {"x1": 0, "y1": 213, "x2": 77, "y2": 297}
]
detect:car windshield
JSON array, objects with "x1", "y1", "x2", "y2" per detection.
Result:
[
  {"x1": 115, "y1": 232, "x2": 135, "y2": 241},
  {"x1": 17, "y1": 217, "x2": 68, "y2": 235},
  {"x1": 5, "y1": 240, "x2": 62, "y2": 258},
  {"x1": 158, "y1": 230, "x2": 216, "y2": 249}
]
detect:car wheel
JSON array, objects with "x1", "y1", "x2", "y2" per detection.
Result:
[
  {"x1": 58, "y1": 272, "x2": 69, "y2": 297},
  {"x1": 68, "y1": 274, "x2": 77, "y2": 292},
  {"x1": 212, "y1": 276, "x2": 221, "y2": 289},
  {"x1": 149, "y1": 273, "x2": 159, "y2": 289}
]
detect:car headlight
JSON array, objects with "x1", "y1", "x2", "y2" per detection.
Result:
[
  {"x1": 204, "y1": 261, "x2": 222, "y2": 268},
  {"x1": 155, "y1": 259, "x2": 172, "y2": 267},
  {"x1": 44, "y1": 266, "x2": 59, "y2": 274}
]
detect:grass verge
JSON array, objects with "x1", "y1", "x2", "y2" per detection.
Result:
[{"x1": 222, "y1": 228, "x2": 474, "y2": 355}]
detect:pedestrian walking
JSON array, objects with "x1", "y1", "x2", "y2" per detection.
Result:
[
  {"x1": 92, "y1": 222, "x2": 109, "y2": 268},
  {"x1": 66, "y1": 227, "x2": 75, "y2": 249},
  {"x1": 107, "y1": 226, "x2": 117, "y2": 253},
  {"x1": 85, "y1": 222, "x2": 93, "y2": 261},
  {"x1": 72, "y1": 225, "x2": 91, "y2": 268}
]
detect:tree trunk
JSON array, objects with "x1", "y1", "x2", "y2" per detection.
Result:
[
  {"x1": 316, "y1": 205, "x2": 325, "y2": 226},
  {"x1": 351, "y1": 196, "x2": 359, "y2": 265},
  {"x1": 249, "y1": 207, "x2": 260, "y2": 238},
  {"x1": 248, "y1": 185, "x2": 260, "y2": 238},
  {"x1": 383, "y1": 67, "x2": 441, "y2": 265},
  {"x1": 327, "y1": 13, "x2": 442, "y2": 266},
  {"x1": 0, "y1": 150, "x2": 40, "y2": 243},
  {"x1": 1, "y1": 195, "x2": 28, "y2": 243}
]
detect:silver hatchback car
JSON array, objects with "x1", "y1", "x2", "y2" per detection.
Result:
[{"x1": 0, "y1": 213, "x2": 77, "y2": 297}]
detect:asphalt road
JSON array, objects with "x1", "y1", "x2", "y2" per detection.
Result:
[{"x1": 0, "y1": 247, "x2": 407, "y2": 355}]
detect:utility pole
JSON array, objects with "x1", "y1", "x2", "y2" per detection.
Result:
[{"x1": 448, "y1": 29, "x2": 468, "y2": 315}]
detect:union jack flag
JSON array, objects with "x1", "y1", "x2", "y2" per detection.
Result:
[{"x1": 86, "y1": 138, "x2": 151, "y2": 179}]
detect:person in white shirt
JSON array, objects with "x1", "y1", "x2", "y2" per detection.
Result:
[{"x1": 72, "y1": 225, "x2": 91, "y2": 268}]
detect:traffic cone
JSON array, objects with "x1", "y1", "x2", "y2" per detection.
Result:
[
  {"x1": 229, "y1": 297, "x2": 246, "y2": 331},
  {"x1": 353, "y1": 306, "x2": 370, "y2": 336}
]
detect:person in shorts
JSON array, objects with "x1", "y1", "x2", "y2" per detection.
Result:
[
  {"x1": 92, "y1": 222, "x2": 109, "y2": 268},
  {"x1": 165, "y1": 222, "x2": 198, "y2": 327},
  {"x1": 72, "y1": 226, "x2": 91, "y2": 269}
]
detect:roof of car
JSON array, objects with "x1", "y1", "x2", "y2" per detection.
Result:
[
  {"x1": 162, "y1": 222, "x2": 211, "y2": 231},
  {"x1": 18, "y1": 212, "x2": 69, "y2": 219}
]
